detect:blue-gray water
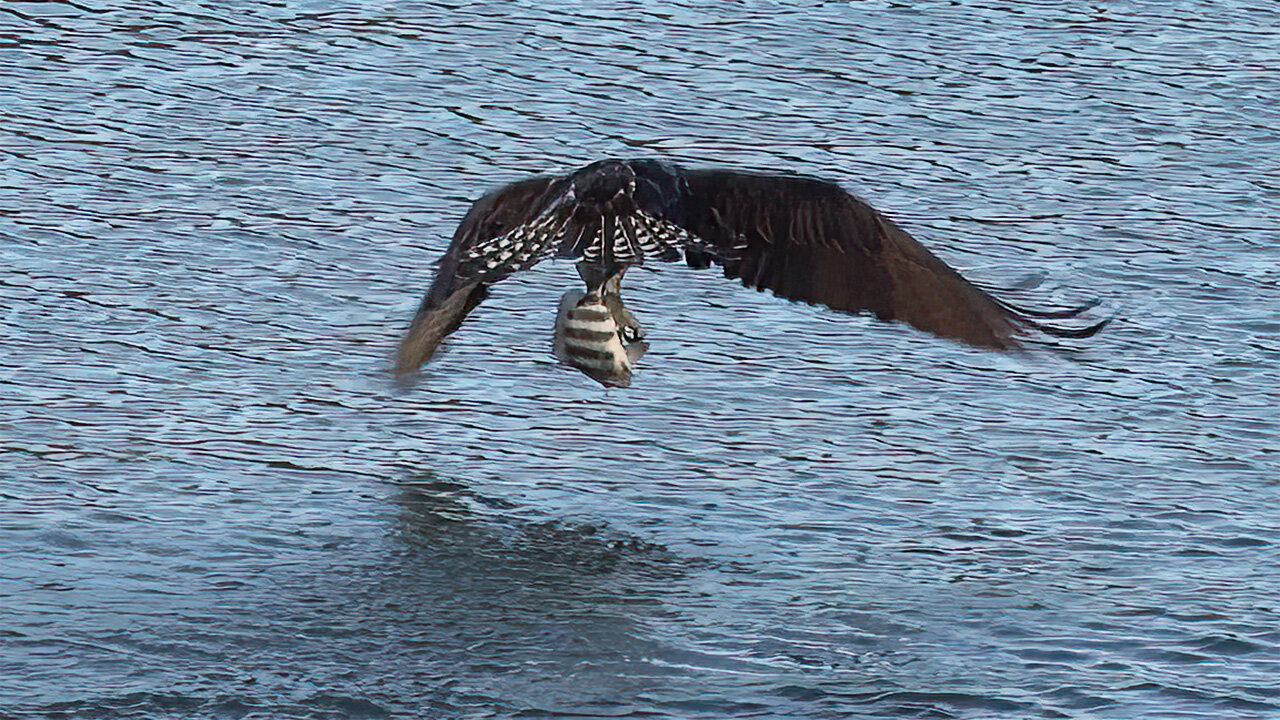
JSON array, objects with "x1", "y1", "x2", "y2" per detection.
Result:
[{"x1": 3, "y1": 1, "x2": 1279, "y2": 718}]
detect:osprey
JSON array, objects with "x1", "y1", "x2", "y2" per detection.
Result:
[{"x1": 395, "y1": 159, "x2": 1106, "y2": 378}]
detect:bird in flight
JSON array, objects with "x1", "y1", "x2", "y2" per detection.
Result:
[{"x1": 395, "y1": 159, "x2": 1107, "y2": 382}]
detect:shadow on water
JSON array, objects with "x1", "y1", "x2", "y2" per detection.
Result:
[
  {"x1": 335, "y1": 472, "x2": 711, "y2": 717},
  {"x1": 393, "y1": 474, "x2": 678, "y2": 578},
  {"x1": 377, "y1": 478, "x2": 1064, "y2": 719}
]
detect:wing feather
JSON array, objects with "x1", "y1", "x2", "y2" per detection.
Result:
[
  {"x1": 669, "y1": 169, "x2": 1029, "y2": 349},
  {"x1": 395, "y1": 174, "x2": 567, "y2": 373}
]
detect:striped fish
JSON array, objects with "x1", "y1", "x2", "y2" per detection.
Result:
[{"x1": 553, "y1": 286, "x2": 648, "y2": 388}]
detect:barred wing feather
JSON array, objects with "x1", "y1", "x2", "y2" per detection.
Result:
[{"x1": 394, "y1": 175, "x2": 566, "y2": 373}]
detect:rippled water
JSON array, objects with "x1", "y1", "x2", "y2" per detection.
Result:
[{"x1": 3, "y1": 1, "x2": 1279, "y2": 718}]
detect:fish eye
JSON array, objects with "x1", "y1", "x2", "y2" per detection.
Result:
[{"x1": 621, "y1": 326, "x2": 640, "y2": 342}]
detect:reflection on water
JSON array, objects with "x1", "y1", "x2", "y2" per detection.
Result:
[
  {"x1": 395, "y1": 474, "x2": 675, "y2": 577},
  {"x1": 3, "y1": 0, "x2": 1280, "y2": 718}
]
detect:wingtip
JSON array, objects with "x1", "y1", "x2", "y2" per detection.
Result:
[
  {"x1": 1035, "y1": 314, "x2": 1114, "y2": 340},
  {"x1": 1016, "y1": 310, "x2": 1115, "y2": 342},
  {"x1": 392, "y1": 323, "x2": 436, "y2": 377},
  {"x1": 998, "y1": 296, "x2": 1103, "y2": 320},
  {"x1": 988, "y1": 292, "x2": 1114, "y2": 343}
]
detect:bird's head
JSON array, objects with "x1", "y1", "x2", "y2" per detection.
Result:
[{"x1": 569, "y1": 160, "x2": 637, "y2": 216}]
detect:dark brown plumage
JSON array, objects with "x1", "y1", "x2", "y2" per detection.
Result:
[{"x1": 395, "y1": 159, "x2": 1107, "y2": 376}]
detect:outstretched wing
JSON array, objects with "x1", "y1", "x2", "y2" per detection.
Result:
[
  {"x1": 667, "y1": 168, "x2": 1096, "y2": 349},
  {"x1": 395, "y1": 174, "x2": 569, "y2": 373}
]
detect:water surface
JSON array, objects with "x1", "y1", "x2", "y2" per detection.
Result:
[{"x1": 3, "y1": 1, "x2": 1279, "y2": 718}]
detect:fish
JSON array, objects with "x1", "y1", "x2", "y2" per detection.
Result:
[{"x1": 553, "y1": 272, "x2": 648, "y2": 388}]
